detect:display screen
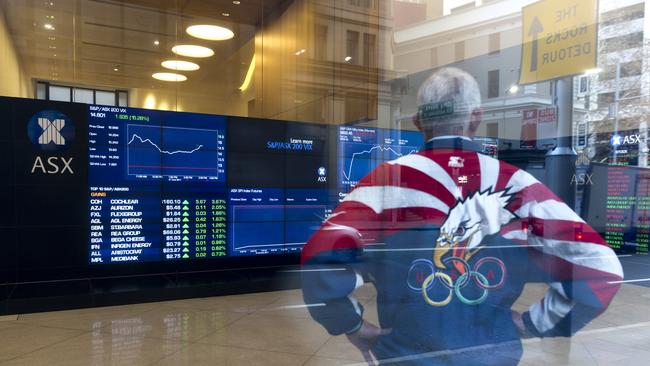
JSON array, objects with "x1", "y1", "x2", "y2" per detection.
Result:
[
  {"x1": 583, "y1": 163, "x2": 650, "y2": 255},
  {"x1": 88, "y1": 106, "x2": 228, "y2": 263},
  {"x1": 226, "y1": 117, "x2": 333, "y2": 256},
  {"x1": 337, "y1": 126, "x2": 423, "y2": 196},
  {"x1": 88, "y1": 108, "x2": 339, "y2": 263}
]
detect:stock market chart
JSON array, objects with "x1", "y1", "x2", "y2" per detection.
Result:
[
  {"x1": 338, "y1": 126, "x2": 423, "y2": 195},
  {"x1": 88, "y1": 106, "x2": 228, "y2": 264}
]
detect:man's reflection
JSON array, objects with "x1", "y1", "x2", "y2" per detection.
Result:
[{"x1": 301, "y1": 67, "x2": 623, "y2": 365}]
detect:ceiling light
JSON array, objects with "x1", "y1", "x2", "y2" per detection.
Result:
[
  {"x1": 52, "y1": 53, "x2": 57, "y2": 57},
  {"x1": 152, "y1": 72, "x2": 187, "y2": 82},
  {"x1": 48, "y1": 36, "x2": 56, "y2": 40},
  {"x1": 233, "y1": 1, "x2": 241, "y2": 4},
  {"x1": 222, "y1": 13, "x2": 230, "y2": 17},
  {"x1": 344, "y1": 56, "x2": 352, "y2": 62},
  {"x1": 161, "y1": 60, "x2": 200, "y2": 71},
  {"x1": 171, "y1": 44, "x2": 214, "y2": 58},
  {"x1": 295, "y1": 49, "x2": 306, "y2": 56},
  {"x1": 186, "y1": 25, "x2": 234, "y2": 41},
  {"x1": 48, "y1": 45, "x2": 56, "y2": 49},
  {"x1": 46, "y1": 15, "x2": 54, "y2": 19},
  {"x1": 153, "y1": 40, "x2": 160, "y2": 46},
  {"x1": 113, "y1": 67, "x2": 119, "y2": 72},
  {"x1": 44, "y1": 23, "x2": 55, "y2": 30}
]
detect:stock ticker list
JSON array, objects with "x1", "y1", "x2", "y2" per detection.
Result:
[
  {"x1": 88, "y1": 105, "x2": 228, "y2": 263},
  {"x1": 605, "y1": 166, "x2": 650, "y2": 255}
]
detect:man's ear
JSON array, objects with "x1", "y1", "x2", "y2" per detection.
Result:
[
  {"x1": 413, "y1": 112, "x2": 423, "y2": 132},
  {"x1": 468, "y1": 108, "x2": 482, "y2": 135}
]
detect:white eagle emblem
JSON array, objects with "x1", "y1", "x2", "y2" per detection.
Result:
[{"x1": 434, "y1": 190, "x2": 516, "y2": 269}]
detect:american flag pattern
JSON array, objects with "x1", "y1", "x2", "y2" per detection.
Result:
[{"x1": 302, "y1": 143, "x2": 623, "y2": 338}]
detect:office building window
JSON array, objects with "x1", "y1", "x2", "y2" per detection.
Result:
[
  {"x1": 486, "y1": 123, "x2": 498, "y2": 138},
  {"x1": 430, "y1": 47, "x2": 438, "y2": 67},
  {"x1": 363, "y1": 33, "x2": 377, "y2": 67},
  {"x1": 488, "y1": 70, "x2": 500, "y2": 98},
  {"x1": 315, "y1": 25, "x2": 328, "y2": 60},
  {"x1": 346, "y1": 30, "x2": 360, "y2": 64},
  {"x1": 488, "y1": 33, "x2": 500, "y2": 55},
  {"x1": 455, "y1": 41, "x2": 465, "y2": 62}
]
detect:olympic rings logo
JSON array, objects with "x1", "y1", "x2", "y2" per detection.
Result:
[{"x1": 406, "y1": 256, "x2": 507, "y2": 307}]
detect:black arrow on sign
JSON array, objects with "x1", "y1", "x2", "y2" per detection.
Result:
[{"x1": 528, "y1": 16, "x2": 544, "y2": 72}]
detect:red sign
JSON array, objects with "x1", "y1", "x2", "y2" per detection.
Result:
[{"x1": 520, "y1": 109, "x2": 538, "y2": 149}]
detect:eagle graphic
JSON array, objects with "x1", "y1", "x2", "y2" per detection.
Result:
[{"x1": 434, "y1": 190, "x2": 516, "y2": 273}]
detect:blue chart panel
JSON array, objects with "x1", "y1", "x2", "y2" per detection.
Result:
[
  {"x1": 228, "y1": 188, "x2": 331, "y2": 256},
  {"x1": 338, "y1": 126, "x2": 423, "y2": 192},
  {"x1": 127, "y1": 124, "x2": 225, "y2": 181}
]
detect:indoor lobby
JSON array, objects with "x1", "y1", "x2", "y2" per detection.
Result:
[{"x1": 2, "y1": 0, "x2": 650, "y2": 365}]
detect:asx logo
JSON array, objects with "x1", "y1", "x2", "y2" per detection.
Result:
[
  {"x1": 611, "y1": 134, "x2": 642, "y2": 147},
  {"x1": 27, "y1": 110, "x2": 75, "y2": 150},
  {"x1": 26, "y1": 110, "x2": 76, "y2": 175},
  {"x1": 317, "y1": 166, "x2": 327, "y2": 182}
]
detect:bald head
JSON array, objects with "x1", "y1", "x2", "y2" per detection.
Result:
[{"x1": 414, "y1": 67, "x2": 482, "y2": 139}]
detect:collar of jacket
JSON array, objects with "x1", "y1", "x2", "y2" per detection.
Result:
[{"x1": 423, "y1": 136, "x2": 482, "y2": 152}]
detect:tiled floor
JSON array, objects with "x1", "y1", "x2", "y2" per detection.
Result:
[{"x1": 1, "y1": 283, "x2": 649, "y2": 365}]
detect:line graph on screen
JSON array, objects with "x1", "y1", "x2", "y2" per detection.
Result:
[{"x1": 126, "y1": 124, "x2": 225, "y2": 180}]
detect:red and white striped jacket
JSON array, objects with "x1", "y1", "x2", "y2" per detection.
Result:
[{"x1": 302, "y1": 137, "x2": 623, "y2": 342}]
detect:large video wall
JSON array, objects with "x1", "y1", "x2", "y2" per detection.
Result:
[
  {"x1": 0, "y1": 97, "x2": 424, "y2": 267},
  {"x1": 86, "y1": 106, "x2": 424, "y2": 264}
]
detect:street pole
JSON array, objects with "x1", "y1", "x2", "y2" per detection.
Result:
[{"x1": 546, "y1": 77, "x2": 577, "y2": 205}]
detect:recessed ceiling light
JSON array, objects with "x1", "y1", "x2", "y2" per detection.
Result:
[
  {"x1": 152, "y1": 72, "x2": 187, "y2": 82},
  {"x1": 186, "y1": 25, "x2": 234, "y2": 41},
  {"x1": 49, "y1": 45, "x2": 56, "y2": 49},
  {"x1": 222, "y1": 12, "x2": 230, "y2": 17},
  {"x1": 171, "y1": 44, "x2": 214, "y2": 58},
  {"x1": 113, "y1": 67, "x2": 119, "y2": 72},
  {"x1": 233, "y1": 0, "x2": 241, "y2": 4},
  {"x1": 161, "y1": 60, "x2": 200, "y2": 71},
  {"x1": 44, "y1": 23, "x2": 55, "y2": 30},
  {"x1": 153, "y1": 40, "x2": 160, "y2": 46},
  {"x1": 52, "y1": 53, "x2": 57, "y2": 57},
  {"x1": 46, "y1": 15, "x2": 54, "y2": 19},
  {"x1": 48, "y1": 36, "x2": 56, "y2": 40}
]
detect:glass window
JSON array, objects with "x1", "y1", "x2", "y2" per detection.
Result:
[
  {"x1": 488, "y1": 33, "x2": 500, "y2": 55},
  {"x1": 315, "y1": 25, "x2": 328, "y2": 60},
  {"x1": 73, "y1": 88, "x2": 94, "y2": 104},
  {"x1": 488, "y1": 69, "x2": 499, "y2": 98},
  {"x1": 49, "y1": 85, "x2": 71, "y2": 102},
  {"x1": 455, "y1": 41, "x2": 465, "y2": 62},
  {"x1": 95, "y1": 90, "x2": 115, "y2": 106},
  {"x1": 346, "y1": 30, "x2": 360, "y2": 64},
  {"x1": 363, "y1": 33, "x2": 377, "y2": 67}
]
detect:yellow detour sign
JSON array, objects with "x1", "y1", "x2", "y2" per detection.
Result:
[{"x1": 520, "y1": 0, "x2": 598, "y2": 84}]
